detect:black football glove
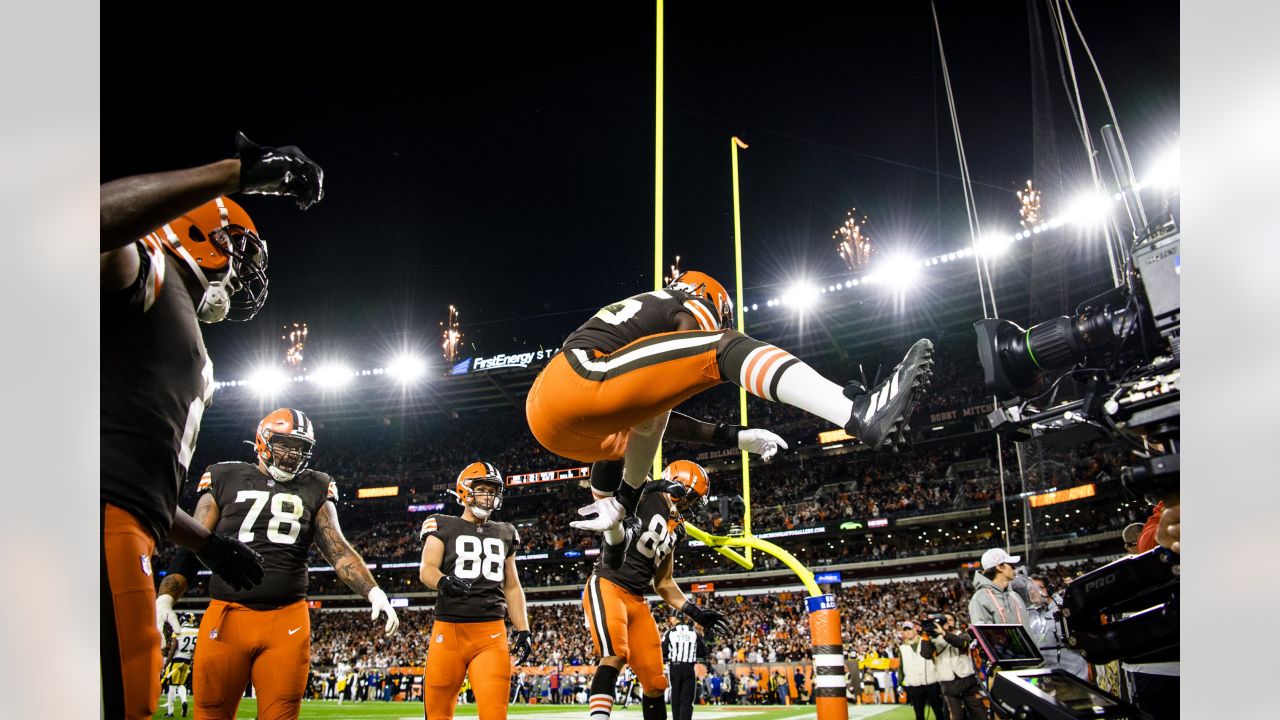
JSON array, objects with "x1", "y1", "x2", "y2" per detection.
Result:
[
  {"x1": 437, "y1": 575, "x2": 473, "y2": 598},
  {"x1": 682, "y1": 600, "x2": 731, "y2": 637},
  {"x1": 235, "y1": 131, "x2": 325, "y2": 209},
  {"x1": 196, "y1": 534, "x2": 264, "y2": 592},
  {"x1": 512, "y1": 629, "x2": 533, "y2": 665}
]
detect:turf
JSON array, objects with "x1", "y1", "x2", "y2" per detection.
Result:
[{"x1": 152, "y1": 698, "x2": 921, "y2": 719}]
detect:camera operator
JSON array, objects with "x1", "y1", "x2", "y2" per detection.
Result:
[
  {"x1": 931, "y1": 613, "x2": 989, "y2": 719},
  {"x1": 969, "y1": 549, "x2": 1030, "y2": 631},
  {"x1": 899, "y1": 621, "x2": 946, "y2": 720},
  {"x1": 1117, "y1": 495, "x2": 1180, "y2": 718},
  {"x1": 1026, "y1": 576, "x2": 1088, "y2": 680}
]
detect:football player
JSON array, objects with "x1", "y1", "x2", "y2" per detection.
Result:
[
  {"x1": 162, "y1": 613, "x2": 199, "y2": 717},
  {"x1": 101, "y1": 132, "x2": 322, "y2": 719},
  {"x1": 155, "y1": 408, "x2": 400, "y2": 720},
  {"x1": 418, "y1": 462, "x2": 533, "y2": 720},
  {"x1": 525, "y1": 271, "x2": 934, "y2": 561},
  {"x1": 582, "y1": 460, "x2": 731, "y2": 720}
]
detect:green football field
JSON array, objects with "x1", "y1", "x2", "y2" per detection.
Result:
[{"x1": 153, "y1": 699, "x2": 920, "y2": 719}]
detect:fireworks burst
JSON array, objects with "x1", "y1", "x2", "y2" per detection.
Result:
[
  {"x1": 834, "y1": 209, "x2": 873, "y2": 271},
  {"x1": 282, "y1": 322, "x2": 308, "y2": 367},
  {"x1": 663, "y1": 255, "x2": 683, "y2": 286},
  {"x1": 1018, "y1": 179, "x2": 1042, "y2": 229},
  {"x1": 441, "y1": 305, "x2": 462, "y2": 364}
]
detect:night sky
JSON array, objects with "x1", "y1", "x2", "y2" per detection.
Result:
[{"x1": 102, "y1": 2, "x2": 1177, "y2": 377}]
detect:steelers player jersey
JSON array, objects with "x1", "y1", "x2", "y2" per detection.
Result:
[
  {"x1": 171, "y1": 625, "x2": 198, "y2": 662},
  {"x1": 563, "y1": 288, "x2": 720, "y2": 355},
  {"x1": 594, "y1": 489, "x2": 684, "y2": 596},
  {"x1": 420, "y1": 514, "x2": 519, "y2": 622},
  {"x1": 102, "y1": 238, "x2": 214, "y2": 542},
  {"x1": 199, "y1": 461, "x2": 337, "y2": 609}
]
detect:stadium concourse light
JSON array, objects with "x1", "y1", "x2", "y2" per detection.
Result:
[
  {"x1": 780, "y1": 282, "x2": 819, "y2": 311},
  {"x1": 248, "y1": 367, "x2": 288, "y2": 397},
  {"x1": 1064, "y1": 192, "x2": 1112, "y2": 227},
  {"x1": 387, "y1": 354, "x2": 427, "y2": 382},
  {"x1": 311, "y1": 364, "x2": 354, "y2": 388},
  {"x1": 878, "y1": 254, "x2": 922, "y2": 290}
]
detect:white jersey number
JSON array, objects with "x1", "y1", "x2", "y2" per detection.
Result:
[
  {"x1": 635, "y1": 514, "x2": 677, "y2": 564},
  {"x1": 235, "y1": 490, "x2": 304, "y2": 545},
  {"x1": 454, "y1": 536, "x2": 505, "y2": 581}
]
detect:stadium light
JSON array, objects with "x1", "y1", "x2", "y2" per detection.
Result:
[
  {"x1": 1142, "y1": 145, "x2": 1180, "y2": 190},
  {"x1": 879, "y1": 254, "x2": 922, "y2": 290},
  {"x1": 312, "y1": 364, "x2": 354, "y2": 388},
  {"x1": 387, "y1": 355, "x2": 427, "y2": 383},
  {"x1": 781, "y1": 283, "x2": 819, "y2": 311},
  {"x1": 1064, "y1": 192, "x2": 1112, "y2": 227},
  {"x1": 248, "y1": 367, "x2": 288, "y2": 397},
  {"x1": 976, "y1": 232, "x2": 1014, "y2": 258}
]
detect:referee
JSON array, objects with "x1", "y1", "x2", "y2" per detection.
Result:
[{"x1": 663, "y1": 616, "x2": 707, "y2": 720}]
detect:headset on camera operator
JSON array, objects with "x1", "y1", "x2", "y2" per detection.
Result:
[{"x1": 931, "y1": 612, "x2": 989, "y2": 719}]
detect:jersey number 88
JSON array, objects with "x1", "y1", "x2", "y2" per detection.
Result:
[{"x1": 454, "y1": 536, "x2": 504, "y2": 581}]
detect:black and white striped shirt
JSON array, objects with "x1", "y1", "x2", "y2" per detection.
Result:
[{"x1": 663, "y1": 624, "x2": 706, "y2": 665}]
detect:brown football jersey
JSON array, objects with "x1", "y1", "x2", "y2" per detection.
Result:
[
  {"x1": 563, "y1": 288, "x2": 718, "y2": 354},
  {"x1": 199, "y1": 461, "x2": 337, "y2": 609},
  {"x1": 594, "y1": 489, "x2": 684, "y2": 596},
  {"x1": 421, "y1": 514, "x2": 519, "y2": 622},
  {"x1": 102, "y1": 236, "x2": 214, "y2": 542}
]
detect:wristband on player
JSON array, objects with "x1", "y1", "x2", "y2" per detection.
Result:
[{"x1": 711, "y1": 423, "x2": 744, "y2": 448}]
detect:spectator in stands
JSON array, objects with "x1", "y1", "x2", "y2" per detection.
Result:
[
  {"x1": 969, "y1": 548, "x2": 1031, "y2": 631},
  {"x1": 899, "y1": 621, "x2": 945, "y2": 720}
]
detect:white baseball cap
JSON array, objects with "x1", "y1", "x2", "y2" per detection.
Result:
[{"x1": 980, "y1": 548, "x2": 1021, "y2": 571}]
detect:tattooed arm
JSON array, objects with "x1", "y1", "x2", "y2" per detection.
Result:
[{"x1": 314, "y1": 502, "x2": 377, "y2": 598}]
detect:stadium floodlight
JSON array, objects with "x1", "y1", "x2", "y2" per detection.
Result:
[
  {"x1": 312, "y1": 364, "x2": 354, "y2": 388},
  {"x1": 1142, "y1": 145, "x2": 1180, "y2": 191},
  {"x1": 248, "y1": 367, "x2": 288, "y2": 397},
  {"x1": 976, "y1": 232, "x2": 1014, "y2": 258},
  {"x1": 879, "y1": 254, "x2": 921, "y2": 290},
  {"x1": 387, "y1": 355, "x2": 427, "y2": 382},
  {"x1": 1064, "y1": 192, "x2": 1112, "y2": 227},
  {"x1": 781, "y1": 282, "x2": 820, "y2": 311}
]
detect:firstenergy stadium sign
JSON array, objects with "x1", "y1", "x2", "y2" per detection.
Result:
[
  {"x1": 450, "y1": 347, "x2": 560, "y2": 375},
  {"x1": 507, "y1": 466, "x2": 590, "y2": 486}
]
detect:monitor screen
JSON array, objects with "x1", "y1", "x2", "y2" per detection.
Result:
[
  {"x1": 970, "y1": 624, "x2": 1042, "y2": 666},
  {"x1": 1025, "y1": 672, "x2": 1120, "y2": 711}
]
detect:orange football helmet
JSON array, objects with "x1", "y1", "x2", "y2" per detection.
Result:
[
  {"x1": 668, "y1": 270, "x2": 733, "y2": 329},
  {"x1": 152, "y1": 196, "x2": 269, "y2": 322},
  {"x1": 254, "y1": 408, "x2": 316, "y2": 482},
  {"x1": 454, "y1": 461, "x2": 504, "y2": 519},
  {"x1": 662, "y1": 460, "x2": 710, "y2": 515}
]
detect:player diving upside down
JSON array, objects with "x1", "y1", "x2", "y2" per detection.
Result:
[
  {"x1": 418, "y1": 462, "x2": 533, "y2": 719},
  {"x1": 525, "y1": 270, "x2": 935, "y2": 562},
  {"x1": 582, "y1": 460, "x2": 732, "y2": 720}
]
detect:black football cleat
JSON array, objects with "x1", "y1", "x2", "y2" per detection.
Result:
[
  {"x1": 602, "y1": 524, "x2": 634, "y2": 570},
  {"x1": 845, "y1": 338, "x2": 935, "y2": 451}
]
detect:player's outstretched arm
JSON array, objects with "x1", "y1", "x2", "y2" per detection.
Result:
[
  {"x1": 100, "y1": 160, "x2": 241, "y2": 253},
  {"x1": 101, "y1": 132, "x2": 325, "y2": 254},
  {"x1": 503, "y1": 555, "x2": 534, "y2": 665},
  {"x1": 664, "y1": 412, "x2": 788, "y2": 462},
  {"x1": 656, "y1": 555, "x2": 730, "y2": 638},
  {"x1": 315, "y1": 503, "x2": 399, "y2": 634}
]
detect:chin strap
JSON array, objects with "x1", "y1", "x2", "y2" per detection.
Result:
[{"x1": 160, "y1": 224, "x2": 234, "y2": 323}]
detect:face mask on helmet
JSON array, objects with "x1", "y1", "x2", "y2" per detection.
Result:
[
  {"x1": 663, "y1": 460, "x2": 710, "y2": 517},
  {"x1": 465, "y1": 480, "x2": 504, "y2": 520},
  {"x1": 159, "y1": 198, "x2": 270, "y2": 323}
]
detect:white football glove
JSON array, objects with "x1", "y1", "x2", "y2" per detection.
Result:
[
  {"x1": 569, "y1": 497, "x2": 626, "y2": 532},
  {"x1": 738, "y1": 428, "x2": 788, "y2": 462},
  {"x1": 368, "y1": 587, "x2": 400, "y2": 635},
  {"x1": 155, "y1": 593, "x2": 180, "y2": 636}
]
